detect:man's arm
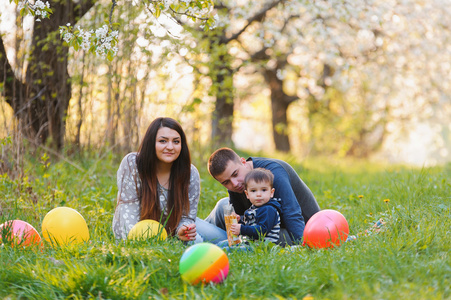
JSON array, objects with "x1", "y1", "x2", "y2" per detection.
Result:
[{"x1": 270, "y1": 168, "x2": 305, "y2": 241}]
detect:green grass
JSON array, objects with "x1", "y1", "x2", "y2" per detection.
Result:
[{"x1": 0, "y1": 150, "x2": 450, "y2": 299}]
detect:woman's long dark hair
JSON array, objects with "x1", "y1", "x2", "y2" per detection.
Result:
[{"x1": 136, "y1": 117, "x2": 191, "y2": 235}]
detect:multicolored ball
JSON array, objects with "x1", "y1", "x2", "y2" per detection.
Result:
[{"x1": 179, "y1": 242, "x2": 229, "y2": 285}]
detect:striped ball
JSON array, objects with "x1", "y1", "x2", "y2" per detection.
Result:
[{"x1": 179, "y1": 243, "x2": 229, "y2": 285}]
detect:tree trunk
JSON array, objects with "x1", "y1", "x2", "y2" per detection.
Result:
[
  {"x1": 263, "y1": 68, "x2": 298, "y2": 152},
  {"x1": 211, "y1": 52, "x2": 234, "y2": 147},
  {"x1": 75, "y1": 51, "x2": 86, "y2": 148},
  {"x1": 1, "y1": 0, "x2": 95, "y2": 151}
]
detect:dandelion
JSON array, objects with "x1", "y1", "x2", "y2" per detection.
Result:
[
  {"x1": 358, "y1": 195, "x2": 364, "y2": 198},
  {"x1": 383, "y1": 199, "x2": 390, "y2": 203}
]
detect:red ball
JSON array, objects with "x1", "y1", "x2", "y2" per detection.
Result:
[
  {"x1": 303, "y1": 210, "x2": 349, "y2": 249},
  {"x1": 0, "y1": 220, "x2": 42, "y2": 248}
]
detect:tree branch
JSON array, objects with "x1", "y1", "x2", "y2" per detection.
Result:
[
  {"x1": 0, "y1": 35, "x2": 26, "y2": 109},
  {"x1": 224, "y1": 0, "x2": 286, "y2": 44},
  {"x1": 74, "y1": 0, "x2": 96, "y2": 22},
  {"x1": 108, "y1": 0, "x2": 117, "y2": 24}
]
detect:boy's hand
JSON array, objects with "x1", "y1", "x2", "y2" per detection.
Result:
[
  {"x1": 230, "y1": 223, "x2": 241, "y2": 235},
  {"x1": 232, "y1": 212, "x2": 240, "y2": 222}
]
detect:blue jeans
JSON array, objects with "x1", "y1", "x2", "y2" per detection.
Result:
[
  {"x1": 195, "y1": 217, "x2": 227, "y2": 245},
  {"x1": 204, "y1": 197, "x2": 229, "y2": 231}
]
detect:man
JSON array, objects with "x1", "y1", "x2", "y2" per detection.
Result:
[{"x1": 205, "y1": 147, "x2": 320, "y2": 245}]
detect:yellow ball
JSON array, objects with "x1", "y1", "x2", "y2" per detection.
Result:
[
  {"x1": 41, "y1": 207, "x2": 90, "y2": 245},
  {"x1": 128, "y1": 220, "x2": 167, "y2": 241}
]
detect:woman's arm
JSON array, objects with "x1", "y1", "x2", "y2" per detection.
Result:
[
  {"x1": 175, "y1": 165, "x2": 200, "y2": 240},
  {"x1": 112, "y1": 153, "x2": 141, "y2": 240}
]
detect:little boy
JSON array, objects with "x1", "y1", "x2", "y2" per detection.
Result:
[{"x1": 230, "y1": 168, "x2": 281, "y2": 243}]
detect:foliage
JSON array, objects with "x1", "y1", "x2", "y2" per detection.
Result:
[
  {"x1": 0, "y1": 147, "x2": 450, "y2": 299},
  {"x1": 3, "y1": 0, "x2": 451, "y2": 159},
  {"x1": 8, "y1": 0, "x2": 216, "y2": 60},
  {"x1": 12, "y1": 0, "x2": 52, "y2": 21},
  {"x1": 59, "y1": 22, "x2": 120, "y2": 61}
]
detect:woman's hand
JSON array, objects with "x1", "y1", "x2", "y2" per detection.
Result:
[{"x1": 177, "y1": 223, "x2": 196, "y2": 241}]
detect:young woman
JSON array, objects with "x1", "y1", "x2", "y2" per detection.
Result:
[{"x1": 112, "y1": 117, "x2": 226, "y2": 243}]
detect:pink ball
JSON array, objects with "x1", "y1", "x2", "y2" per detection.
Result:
[
  {"x1": 304, "y1": 210, "x2": 349, "y2": 249},
  {"x1": 0, "y1": 220, "x2": 42, "y2": 248}
]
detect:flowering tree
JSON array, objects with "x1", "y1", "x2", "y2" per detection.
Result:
[
  {"x1": 174, "y1": 0, "x2": 287, "y2": 146},
  {"x1": 1, "y1": 0, "x2": 215, "y2": 150},
  {"x1": 210, "y1": 0, "x2": 451, "y2": 156},
  {"x1": 209, "y1": 0, "x2": 386, "y2": 153},
  {"x1": 1, "y1": 0, "x2": 96, "y2": 150},
  {"x1": 172, "y1": 0, "x2": 387, "y2": 150}
]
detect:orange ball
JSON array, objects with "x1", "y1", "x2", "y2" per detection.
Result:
[
  {"x1": 303, "y1": 209, "x2": 349, "y2": 249},
  {"x1": 0, "y1": 220, "x2": 42, "y2": 248}
]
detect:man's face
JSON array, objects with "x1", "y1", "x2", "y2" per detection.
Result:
[{"x1": 214, "y1": 160, "x2": 250, "y2": 193}]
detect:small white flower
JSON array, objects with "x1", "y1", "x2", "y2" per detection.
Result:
[
  {"x1": 35, "y1": 0, "x2": 45, "y2": 9},
  {"x1": 63, "y1": 32, "x2": 73, "y2": 43}
]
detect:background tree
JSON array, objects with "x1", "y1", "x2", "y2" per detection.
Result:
[
  {"x1": 1, "y1": 0, "x2": 95, "y2": 151},
  {"x1": 2, "y1": 0, "x2": 450, "y2": 165},
  {"x1": 1, "y1": 0, "x2": 215, "y2": 153},
  {"x1": 174, "y1": 0, "x2": 287, "y2": 147}
]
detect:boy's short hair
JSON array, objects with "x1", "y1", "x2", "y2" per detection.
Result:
[
  {"x1": 244, "y1": 168, "x2": 274, "y2": 189},
  {"x1": 208, "y1": 147, "x2": 241, "y2": 178}
]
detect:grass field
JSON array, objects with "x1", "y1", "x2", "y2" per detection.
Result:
[{"x1": 0, "y1": 150, "x2": 450, "y2": 299}]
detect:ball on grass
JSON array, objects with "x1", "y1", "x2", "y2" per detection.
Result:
[
  {"x1": 127, "y1": 220, "x2": 167, "y2": 241},
  {"x1": 179, "y1": 242, "x2": 229, "y2": 285},
  {"x1": 41, "y1": 207, "x2": 90, "y2": 245},
  {"x1": 303, "y1": 209, "x2": 349, "y2": 249},
  {"x1": 0, "y1": 220, "x2": 42, "y2": 248}
]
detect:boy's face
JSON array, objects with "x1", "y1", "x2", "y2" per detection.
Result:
[
  {"x1": 244, "y1": 179, "x2": 275, "y2": 207},
  {"x1": 214, "y1": 160, "x2": 250, "y2": 193}
]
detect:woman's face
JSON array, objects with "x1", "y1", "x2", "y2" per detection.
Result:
[{"x1": 155, "y1": 126, "x2": 182, "y2": 165}]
